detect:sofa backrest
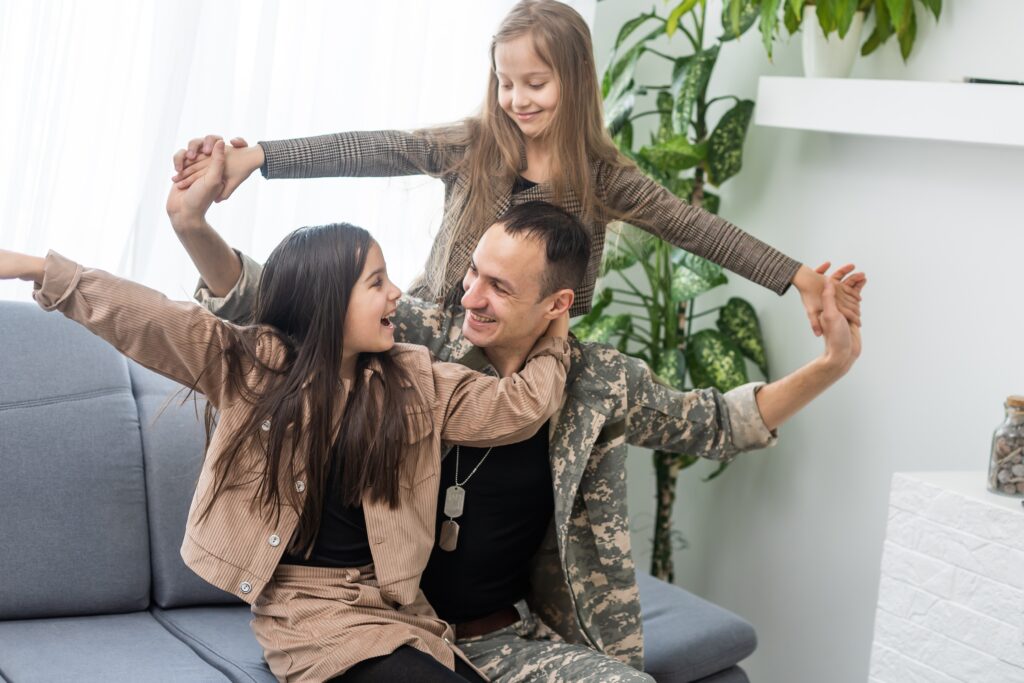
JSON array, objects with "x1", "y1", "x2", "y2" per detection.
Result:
[
  {"x1": 130, "y1": 361, "x2": 240, "y2": 608},
  {"x1": 0, "y1": 302, "x2": 151, "y2": 619}
]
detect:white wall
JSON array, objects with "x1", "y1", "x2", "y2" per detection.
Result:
[{"x1": 591, "y1": 2, "x2": 1024, "y2": 682}]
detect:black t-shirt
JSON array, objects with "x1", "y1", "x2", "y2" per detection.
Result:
[
  {"x1": 280, "y1": 457, "x2": 372, "y2": 568},
  {"x1": 512, "y1": 175, "x2": 538, "y2": 194},
  {"x1": 420, "y1": 422, "x2": 554, "y2": 623}
]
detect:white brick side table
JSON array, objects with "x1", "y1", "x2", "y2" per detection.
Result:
[{"x1": 870, "y1": 472, "x2": 1024, "y2": 683}]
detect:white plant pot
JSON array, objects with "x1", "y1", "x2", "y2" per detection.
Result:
[{"x1": 801, "y1": 6, "x2": 866, "y2": 78}]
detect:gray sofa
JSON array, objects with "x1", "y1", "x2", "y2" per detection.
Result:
[{"x1": 0, "y1": 300, "x2": 756, "y2": 682}]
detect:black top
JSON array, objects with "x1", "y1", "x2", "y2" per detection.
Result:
[
  {"x1": 281, "y1": 457, "x2": 373, "y2": 568},
  {"x1": 511, "y1": 175, "x2": 538, "y2": 194},
  {"x1": 420, "y1": 422, "x2": 554, "y2": 623}
]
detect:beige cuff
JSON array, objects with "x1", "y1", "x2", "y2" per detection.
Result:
[
  {"x1": 193, "y1": 250, "x2": 262, "y2": 323},
  {"x1": 32, "y1": 251, "x2": 83, "y2": 311},
  {"x1": 723, "y1": 382, "x2": 778, "y2": 452}
]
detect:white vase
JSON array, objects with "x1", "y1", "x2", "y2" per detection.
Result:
[{"x1": 801, "y1": 6, "x2": 866, "y2": 78}]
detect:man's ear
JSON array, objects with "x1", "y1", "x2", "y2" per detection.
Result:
[{"x1": 544, "y1": 288, "x2": 575, "y2": 319}]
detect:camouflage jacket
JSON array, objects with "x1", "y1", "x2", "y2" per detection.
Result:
[{"x1": 196, "y1": 253, "x2": 778, "y2": 670}]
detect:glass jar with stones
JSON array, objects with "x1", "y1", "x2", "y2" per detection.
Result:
[{"x1": 988, "y1": 395, "x2": 1024, "y2": 496}]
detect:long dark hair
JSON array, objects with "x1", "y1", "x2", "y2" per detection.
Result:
[{"x1": 198, "y1": 223, "x2": 427, "y2": 557}]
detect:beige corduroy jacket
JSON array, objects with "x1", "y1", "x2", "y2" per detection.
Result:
[{"x1": 33, "y1": 251, "x2": 569, "y2": 606}]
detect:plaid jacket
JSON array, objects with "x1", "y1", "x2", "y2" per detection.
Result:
[
  {"x1": 197, "y1": 257, "x2": 778, "y2": 670},
  {"x1": 257, "y1": 126, "x2": 802, "y2": 317}
]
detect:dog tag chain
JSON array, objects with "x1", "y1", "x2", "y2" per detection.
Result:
[{"x1": 439, "y1": 445, "x2": 494, "y2": 552}]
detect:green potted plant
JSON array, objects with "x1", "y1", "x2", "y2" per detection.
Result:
[
  {"x1": 578, "y1": 0, "x2": 772, "y2": 582},
  {"x1": 742, "y1": 0, "x2": 943, "y2": 76}
]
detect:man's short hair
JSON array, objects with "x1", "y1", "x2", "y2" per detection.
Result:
[{"x1": 495, "y1": 201, "x2": 591, "y2": 298}]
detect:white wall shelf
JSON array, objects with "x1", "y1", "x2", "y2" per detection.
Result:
[{"x1": 755, "y1": 76, "x2": 1024, "y2": 148}]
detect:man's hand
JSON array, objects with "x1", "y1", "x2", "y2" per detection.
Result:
[
  {"x1": 793, "y1": 261, "x2": 866, "y2": 336},
  {"x1": 0, "y1": 249, "x2": 44, "y2": 284},
  {"x1": 166, "y1": 139, "x2": 228, "y2": 231},
  {"x1": 171, "y1": 135, "x2": 262, "y2": 202}
]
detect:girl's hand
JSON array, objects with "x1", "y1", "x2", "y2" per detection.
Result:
[
  {"x1": 793, "y1": 262, "x2": 866, "y2": 336},
  {"x1": 819, "y1": 275, "x2": 862, "y2": 376},
  {"x1": 0, "y1": 249, "x2": 44, "y2": 283},
  {"x1": 171, "y1": 135, "x2": 262, "y2": 202},
  {"x1": 546, "y1": 311, "x2": 570, "y2": 338},
  {"x1": 166, "y1": 140, "x2": 228, "y2": 230}
]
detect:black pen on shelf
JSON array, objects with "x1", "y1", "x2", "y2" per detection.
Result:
[{"x1": 963, "y1": 77, "x2": 1024, "y2": 86}]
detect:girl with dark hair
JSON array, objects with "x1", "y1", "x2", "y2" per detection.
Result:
[
  {"x1": 0, "y1": 140, "x2": 569, "y2": 682},
  {"x1": 171, "y1": 0, "x2": 863, "y2": 332}
]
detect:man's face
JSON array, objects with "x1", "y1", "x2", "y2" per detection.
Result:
[{"x1": 460, "y1": 224, "x2": 554, "y2": 351}]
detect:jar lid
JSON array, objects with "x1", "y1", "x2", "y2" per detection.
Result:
[{"x1": 1007, "y1": 395, "x2": 1024, "y2": 408}]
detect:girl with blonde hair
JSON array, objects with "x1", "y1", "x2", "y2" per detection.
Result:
[{"x1": 172, "y1": 0, "x2": 863, "y2": 330}]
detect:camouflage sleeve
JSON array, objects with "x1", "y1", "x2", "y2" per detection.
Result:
[
  {"x1": 392, "y1": 296, "x2": 478, "y2": 364},
  {"x1": 621, "y1": 353, "x2": 777, "y2": 460},
  {"x1": 193, "y1": 250, "x2": 263, "y2": 324}
]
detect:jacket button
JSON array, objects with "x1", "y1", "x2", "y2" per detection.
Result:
[
  {"x1": 239, "y1": 581, "x2": 252, "y2": 594},
  {"x1": 261, "y1": 419, "x2": 271, "y2": 432},
  {"x1": 295, "y1": 480, "x2": 306, "y2": 493},
  {"x1": 268, "y1": 534, "x2": 281, "y2": 547}
]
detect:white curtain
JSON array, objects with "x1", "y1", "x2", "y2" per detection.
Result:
[{"x1": 0, "y1": 0, "x2": 595, "y2": 302}]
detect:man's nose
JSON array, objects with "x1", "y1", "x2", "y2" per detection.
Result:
[{"x1": 461, "y1": 279, "x2": 483, "y2": 309}]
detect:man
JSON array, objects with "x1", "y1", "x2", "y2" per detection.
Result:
[{"x1": 178, "y1": 195, "x2": 862, "y2": 681}]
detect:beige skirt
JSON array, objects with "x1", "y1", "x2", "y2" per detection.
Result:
[{"x1": 251, "y1": 563, "x2": 480, "y2": 682}]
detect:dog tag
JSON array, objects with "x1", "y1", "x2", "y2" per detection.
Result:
[
  {"x1": 439, "y1": 519, "x2": 460, "y2": 551},
  {"x1": 443, "y1": 485, "x2": 465, "y2": 518}
]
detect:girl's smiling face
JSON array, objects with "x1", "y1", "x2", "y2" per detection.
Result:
[
  {"x1": 493, "y1": 33, "x2": 560, "y2": 139},
  {"x1": 343, "y1": 241, "x2": 401, "y2": 358}
]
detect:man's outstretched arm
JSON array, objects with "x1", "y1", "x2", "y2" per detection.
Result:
[{"x1": 623, "y1": 276, "x2": 862, "y2": 460}]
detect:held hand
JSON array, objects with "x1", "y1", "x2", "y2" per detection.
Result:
[
  {"x1": 0, "y1": 249, "x2": 45, "y2": 283},
  {"x1": 171, "y1": 135, "x2": 261, "y2": 202},
  {"x1": 794, "y1": 262, "x2": 865, "y2": 336},
  {"x1": 546, "y1": 311, "x2": 570, "y2": 339},
  {"x1": 166, "y1": 139, "x2": 228, "y2": 230},
  {"x1": 819, "y1": 276, "x2": 862, "y2": 377}
]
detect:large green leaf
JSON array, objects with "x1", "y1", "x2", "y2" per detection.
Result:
[
  {"x1": 601, "y1": 222, "x2": 657, "y2": 275},
  {"x1": 603, "y1": 24, "x2": 664, "y2": 101},
  {"x1": 574, "y1": 313, "x2": 633, "y2": 344},
  {"x1": 613, "y1": 9, "x2": 660, "y2": 50},
  {"x1": 835, "y1": 0, "x2": 858, "y2": 37},
  {"x1": 720, "y1": 0, "x2": 759, "y2": 41},
  {"x1": 920, "y1": 0, "x2": 941, "y2": 20},
  {"x1": 656, "y1": 91, "x2": 674, "y2": 144},
  {"x1": 637, "y1": 135, "x2": 705, "y2": 177},
  {"x1": 884, "y1": 0, "x2": 909, "y2": 33},
  {"x1": 706, "y1": 99, "x2": 754, "y2": 186},
  {"x1": 613, "y1": 119, "x2": 634, "y2": 153},
  {"x1": 815, "y1": 0, "x2": 838, "y2": 34},
  {"x1": 759, "y1": 0, "x2": 781, "y2": 58},
  {"x1": 897, "y1": 5, "x2": 917, "y2": 60},
  {"x1": 654, "y1": 348, "x2": 687, "y2": 391},
  {"x1": 670, "y1": 46, "x2": 719, "y2": 135},
  {"x1": 666, "y1": 0, "x2": 700, "y2": 38},
  {"x1": 684, "y1": 329, "x2": 748, "y2": 392},
  {"x1": 861, "y1": 0, "x2": 893, "y2": 55},
  {"x1": 716, "y1": 297, "x2": 768, "y2": 377},
  {"x1": 606, "y1": 91, "x2": 636, "y2": 137},
  {"x1": 783, "y1": 1, "x2": 801, "y2": 34},
  {"x1": 671, "y1": 250, "x2": 728, "y2": 301}
]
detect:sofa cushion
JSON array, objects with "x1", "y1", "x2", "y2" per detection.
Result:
[
  {"x1": 638, "y1": 572, "x2": 756, "y2": 683},
  {"x1": 152, "y1": 606, "x2": 277, "y2": 683},
  {"x1": 0, "y1": 611, "x2": 229, "y2": 682},
  {"x1": 130, "y1": 361, "x2": 242, "y2": 608},
  {"x1": 0, "y1": 302, "x2": 151, "y2": 619},
  {"x1": 692, "y1": 667, "x2": 749, "y2": 683}
]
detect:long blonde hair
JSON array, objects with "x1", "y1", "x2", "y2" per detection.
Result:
[{"x1": 425, "y1": 0, "x2": 631, "y2": 299}]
